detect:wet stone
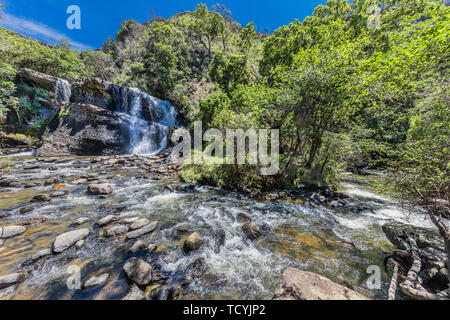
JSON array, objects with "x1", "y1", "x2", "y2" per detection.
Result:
[
  {"x1": 104, "y1": 224, "x2": 128, "y2": 237},
  {"x1": 0, "y1": 273, "x2": 24, "y2": 290},
  {"x1": 0, "y1": 225, "x2": 26, "y2": 238},
  {"x1": 31, "y1": 194, "x2": 51, "y2": 202},
  {"x1": 183, "y1": 232, "x2": 202, "y2": 253},
  {"x1": 129, "y1": 218, "x2": 150, "y2": 231},
  {"x1": 123, "y1": 257, "x2": 153, "y2": 286},
  {"x1": 73, "y1": 217, "x2": 89, "y2": 225},
  {"x1": 19, "y1": 206, "x2": 34, "y2": 214},
  {"x1": 96, "y1": 215, "x2": 118, "y2": 227},
  {"x1": 126, "y1": 221, "x2": 158, "y2": 239},
  {"x1": 53, "y1": 229, "x2": 90, "y2": 253},
  {"x1": 242, "y1": 222, "x2": 261, "y2": 240},
  {"x1": 122, "y1": 285, "x2": 146, "y2": 300},
  {"x1": 84, "y1": 273, "x2": 109, "y2": 289}
]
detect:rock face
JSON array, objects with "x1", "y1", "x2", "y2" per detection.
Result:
[
  {"x1": 88, "y1": 183, "x2": 113, "y2": 195},
  {"x1": 123, "y1": 257, "x2": 153, "y2": 286},
  {"x1": 0, "y1": 226, "x2": 26, "y2": 238},
  {"x1": 53, "y1": 229, "x2": 90, "y2": 253},
  {"x1": 36, "y1": 103, "x2": 126, "y2": 157},
  {"x1": 273, "y1": 268, "x2": 370, "y2": 300}
]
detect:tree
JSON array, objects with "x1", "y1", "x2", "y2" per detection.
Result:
[
  {"x1": 238, "y1": 22, "x2": 257, "y2": 56},
  {"x1": 190, "y1": 3, "x2": 224, "y2": 57}
]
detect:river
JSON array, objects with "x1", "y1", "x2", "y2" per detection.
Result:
[{"x1": 0, "y1": 152, "x2": 437, "y2": 300}]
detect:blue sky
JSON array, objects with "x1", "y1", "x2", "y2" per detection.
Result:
[{"x1": 0, "y1": 0, "x2": 327, "y2": 51}]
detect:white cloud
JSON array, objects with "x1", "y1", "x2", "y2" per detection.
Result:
[{"x1": 0, "y1": 13, "x2": 93, "y2": 51}]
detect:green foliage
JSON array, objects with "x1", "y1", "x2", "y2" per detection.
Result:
[
  {"x1": 0, "y1": 61, "x2": 19, "y2": 122},
  {"x1": 0, "y1": 28, "x2": 86, "y2": 78}
]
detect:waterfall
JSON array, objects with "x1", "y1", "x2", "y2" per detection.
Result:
[
  {"x1": 54, "y1": 78, "x2": 71, "y2": 106},
  {"x1": 112, "y1": 86, "x2": 178, "y2": 155}
]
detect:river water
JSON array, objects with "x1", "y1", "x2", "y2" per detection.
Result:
[{"x1": 0, "y1": 154, "x2": 437, "y2": 300}]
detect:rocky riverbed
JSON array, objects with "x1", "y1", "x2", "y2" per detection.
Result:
[{"x1": 0, "y1": 151, "x2": 447, "y2": 300}]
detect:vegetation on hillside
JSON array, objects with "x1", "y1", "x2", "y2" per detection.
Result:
[{"x1": 0, "y1": 1, "x2": 448, "y2": 210}]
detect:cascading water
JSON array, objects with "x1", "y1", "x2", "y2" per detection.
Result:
[
  {"x1": 54, "y1": 78, "x2": 71, "y2": 106},
  {"x1": 112, "y1": 86, "x2": 178, "y2": 155}
]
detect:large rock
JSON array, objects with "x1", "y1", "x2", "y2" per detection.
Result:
[
  {"x1": 0, "y1": 273, "x2": 24, "y2": 290},
  {"x1": 123, "y1": 257, "x2": 153, "y2": 286},
  {"x1": 273, "y1": 268, "x2": 370, "y2": 300},
  {"x1": 383, "y1": 221, "x2": 445, "y2": 254},
  {"x1": 88, "y1": 183, "x2": 113, "y2": 195},
  {"x1": 0, "y1": 226, "x2": 26, "y2": 238},
  {"x1": 53, "y1": 229, "x2": 90, "y2": 253},
  {"x1": 36, "y1": 103, "x2": 126, "y2": 157},
  {"x1": 126, "y1": 221, "x2": 158, "y2": 239}
]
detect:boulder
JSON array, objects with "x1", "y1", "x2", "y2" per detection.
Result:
[
  {"x1": 126, "y1": 221, "x2": 158, "y2": 239},
  {"x1": 0, "y1": 225, "x2": 26, "y2": 238},
  {"x1": 123, "y1": 258, "x2": 153, "y2": 286},
  {"x1": 0, "y1": 273, "x2": 24, "y2": 290},
  {"x1": 183, "y1": 232, "x2": 202, "y2": 253},
  {"x1": 53, "y1": 229, "x2": 89, "y2": 253},
  {"x1": 88, "y1": 183, "x2": 113, "y2": 195},
  {"x1": 273, "y1": 268, "x2": 370, "y2": 300}
]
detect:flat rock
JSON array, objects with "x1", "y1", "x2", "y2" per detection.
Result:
[
  {"x1": 273, "y1": 268, "x2": 370, "y2": 300},
  {"x1": 84, "y1": 273, "x2": 109, "y2": 289},
  {"x1": 53, "y1": 228, "x2": 89, "y2": 253},
  {"x1": 96, "y1": 215, "x2": 117, "y2": 227},
  {"x1": 30, "y1": 248, "x2": 52, "y2": 261},
  {"x1": 129, "y1": 218, "x2": 150, "y2": 231},
  {"x1": 126, "y1": 221, "x2": 158, "y2": 239},
  {"x1": 73, "y1": 217, "x2": 89, "y2": 225},
  {"x1": 123, "y1": 257, "x2": 153, "y2": 286},
  {"x1": 0, "y1": 273, "x2": 23, "y2": 290},
  {"x1": 0, "y1": 226, "x2": 26, "y2": 238}
]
